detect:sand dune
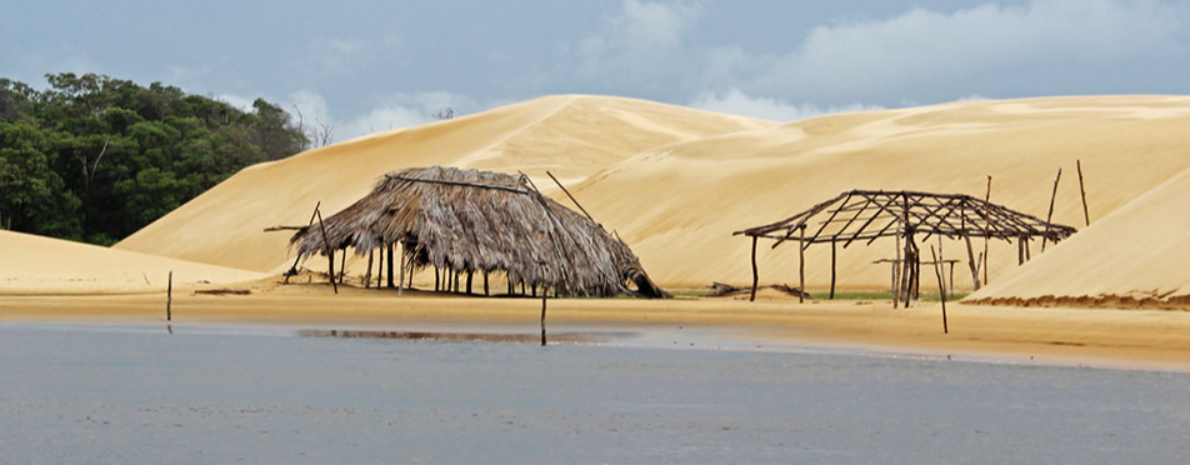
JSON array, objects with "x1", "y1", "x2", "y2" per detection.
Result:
[
  {"x1": 114, "y1": 95, "x2": 774, "y2": 273},
  {"x1": 567, "y1": 95, "x2": 1190, "y2": 292},
  {"x1": 113, "y1": 94, "x2": 1190, "y2": 303},
  {"x1": 0, "y1": 230, "x2": 264, "y2": 295},
  {"x1": 970, "y1": 165, "x2": 1190, "y2": 305}
]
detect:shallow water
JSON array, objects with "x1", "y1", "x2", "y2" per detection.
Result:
[{"x1": 1, "y1": 324, "x2": 1188, "y2": 464}]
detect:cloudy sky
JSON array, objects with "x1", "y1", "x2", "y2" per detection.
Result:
[{"x1": 5, "y1": 0, "x2": 1189, "y2": 140}]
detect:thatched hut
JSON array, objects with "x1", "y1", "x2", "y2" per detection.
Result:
[{"x1": 287, "y1": 166, "x2": 669, "y2": 298}]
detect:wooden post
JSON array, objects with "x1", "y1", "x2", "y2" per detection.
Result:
[
  {"x1": 484, "y1": 271, "x2": 490, "y2": 296},
  {"x1": 398, "y1": 243, "x2": 405, "y2": 297},
  {"x1": 798, "y1": 225, "x2": 805, "y2": 304},
  {"x1": 930, "y1": 245, "x2": 948, "y2": 334},
  {"x1": 1042, "y1": 168, "x2": 1062, "y2": 252},
  {"x1": 531, "y1": 282, "x2": 537, "y2": 297},
  {"x1": 376, "y1": 246, "x2": 383, "y2": 289},
  {"x1": 456, "y1": 269, "x2": 461, "y2": 293},
  {"x1": 386, "y1": 243, "x2": 395, "y2": 288},
  {"x1": 285, "y1": 201, "x2": 321, "y2": 284},
  {"x1": 894, "y1": 221, "x2": 902, "y2": 309},
  {"x1": 948, "y1": 261, "x2": 955, "y2": 296},
  {"x1": 984, "y1": 176, "x2": 992, "y2": 286},
  {"x1": 961, "y1": 207, "x2": 980, "y2": 291},
  {"x1": 166, "y1": 270, "x2": 173, "y2": 321},
  {"x1": 435, "y1": 265, "x2": 440, "y2": 292},
  {"x1": 1077, "y1": 160, "x2": 1090, "y2": 226},
  {"x1": 315, "y1": 206, "x2": 337, "y2": 294},
  {"x1": 749, "y1": 236, "x2": 759, "y2": 302},
  {"x1": 507, "y1": 275, "x2": 514, "y2": 296},
  {"x1": 938, "y1": 236, "x2": 946, "y2": 298},
  {"x1": 1024, "y1": 238, "x2": 1031, "y2": 261},
  {"x1": 540, "y1": 287, "x2": 548, "y2": 347},
  {"x1": 364, "y1": 250, "x2": 374, "y2": 289},
  {"x1": 339, "y1": 249, "x2": 347, "y2": 284},
  {"x1": 829, "y1": 237, "x2": 837, "y2": 300},
  {"x1": 1017, "y1": 236, "x2": 1025, "y2": 265},
  {"x1": 467, "y1": 271, "x2": 474, "y2": 295}
]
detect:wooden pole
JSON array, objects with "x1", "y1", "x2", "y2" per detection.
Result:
[
  {"x1": 938, "y1": 236, "x2": 946, "y2": 298},
  {"x1": 285, "y1": 201, "x2": 321, "y2": 284},
  {"x1": 386, "y1": 243, "x2": 395, "y2": 288},
  {"x1": 166, "y1": 270, "x2": 173, "y2": 321},
  {"x1": 398, "y1": 243, "x2": 405, "y2": 296},
  {"x1": 315, "y1": 206, "x2": 337, "y2": 294},
  {"x1": 1077, "y1": 160, "x2": 1090, "y2": 226},
  {"x1": 930, "y1": 245, "x2": 948, "y2": 334},
  {"x1": 1017, "y1": 236, "x2": 1025, "y2": 266},
  {"x1": 829, "y1": 237, "x2": 837, "y2": 300},
  {"x1": 894, "y1": 221, "x2": 902, "y2": 309},
  {"x1": 798, "y1": 225, "x2": 806, "y2": 304},
  {"x1": 983, "y1": 176, "x2": 992, "y2": 286},
  {"x1": 376, "y1": 246, "x2": 383, "y2": 289},
  {"x1": 364, "y1": 250, "x2": 374, "y2": 289},
  {"x1": 961, "y1": 207, "x2": 980, "y2": 291},
  {"x1": 749, "y1": 236, "x2": 759, "y2": 302},
  {"x1": 540, "y1": 287, "x2": 548, "y2": 347},
  {"x1": 467, "y1": 271, "x2": 474, "y2": 295},
  {"x1": 435, "y1": 265, "x2": 440, "y2": 292},
  {"x1": 948, "y1": 261, "x2": 955, "y2": 295},
  {"x1": 339, "y1": 249, "x2": 347, "y2": 284},
  {"x1": 484, "y1": 271, "x2": 490, "y2": 296},
  {"x1": 547, "y1": 171, "x2": 596, "y2": 223},
  {"x1": 1042, "y1": 168, "x2": 1062, "y2": 252}
]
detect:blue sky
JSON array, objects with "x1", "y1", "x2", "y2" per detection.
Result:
[{"x1": 5, "y1": 0, "x2": 1189, "y2": 140}]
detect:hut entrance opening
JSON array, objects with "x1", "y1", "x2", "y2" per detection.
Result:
[{"x1": 734, "y1": 190, "x2": 1077, "y2": 307}]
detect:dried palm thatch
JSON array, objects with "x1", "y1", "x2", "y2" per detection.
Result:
[{"x1": 286, "y1": 166, "x2": 669, "y2": 298}]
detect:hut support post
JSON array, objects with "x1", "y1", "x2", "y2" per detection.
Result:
[
  {"x1": 1042, "y1": 168, "x2": 1062, "y2": 252},
  {"x1": 829, "y1": 237, "x2": 836, "y2": 300},
  {"x1": 339, "y1": 249, "x2": 347, "y2": 284},
  {"x1": 749, "y1": 236, "x2": 759, "y2": 302},
  {"x1": 376, "y1": 246, "x2": 383, "y2": 289},
  {"x1": 397, "y1": 243, "x2": 405, "y2": 296},
  {"x1": 467, "y1": 271, "x2": 474, "y2": 295},
  {"x1": 484, "y1": 272, "x2": 489, "y2": 296},
  {"x1": 166, "y1": 270, "x2": 172, "y2": 321},
  {"x1": 930, "y1": 245, "x2": 948, "y2": 334},
  {"x1": 1078, "y1": 160, "x2": 1090, "y2": 226},
  {"x1": 964, "y1": 234, "x2": 980, "y2": 291},
  {"x1": 434, "y1": 266, "x2": 440, "y2": 292},
  {"x1": 365, "y1": 250, "x2": 374, "y2": 289},
  {"x1": 893, "y1": 222, "x2": 902, "y2": 309},
  {"x1": 798, "y1": 225, "x2": 805, "y2": 304},
  {"x1": 531, "y1": 282, "x2": 537, "y2": 298},
  {"x1": 456, "y1": 270, "x2": 461, "y2": 293},
  {"x1": 386, "y1": 243, "x2": 395, "y2": 289},
  {"x1": 315, "y1": 207, "x2": 337, "y2": 295},
  {"x1": 984, "y1": 176, "x2": 992, "y2": 286}
]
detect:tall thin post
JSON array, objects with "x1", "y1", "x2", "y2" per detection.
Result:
[
  {"x1": 930, "y1": 245, "x2": 948, "y2": 334},
  {"x1": 962, "y1": 207, "x2": 980, "y2": 291},
  {"x1": 467, "y1": 271, "x2": 474, "y2": 295},
  {"x1": 829, "y1": 237, "x2": 837, "y2": 300},
  {"x1": 1017, "y1": 236, "x2": 1025, "y2": 266},
  {"x1": 435, "y1": 265, "x2": 440, "y2": 292},
  {"x1": 540, "y1": 287, "x2": 548, "y2": 347},
  {"x1": 983, "y1": 176, "x2": 992, "y2": 286},
  {"x1": 1077, "y1": 160, "x2": 1090, "y2": 226},
  {"x1": 386, "y1": 243, "x2": 395, "y2": 288},
  {"x1": 376, "y1": 246, "x2": 383, "y2": 289},
  {"x1": 315, "y1": 206, "x2": 337, "y2": 294},
  {"x1": 798, "y1": 225, "x2": 805, "y2": 304},
  {"x1": 339, "y1": 249, "x2": 347, "y2": 285},
  {"x1": 894, "y1": 221, "x2": 902, "y2": 309},
  {"x1": 484, "y1": 271, "x2": 490, "y2": 296},
  {"x1": 397, "y1": 243, "x2": 405, "y2": 297},
  {"x1": 285, "y1": 201, "x2": 321, "y2": 284},
  {"x1": 166, "y1": 270, "x2": 173, "y2": 321},
  {"x1": 1042, "y1": 168, "x2": 1062, "y2": 252},
  {"x1": 749, "y1": 236, "x2": 759, "y2": 302}
]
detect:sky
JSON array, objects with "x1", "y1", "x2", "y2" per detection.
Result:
[{"x1": 5, "y1": 0, "x2": 1190, "y2": 141}]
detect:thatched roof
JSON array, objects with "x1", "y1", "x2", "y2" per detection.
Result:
[{"x1": 289, "y1": 166, "x2": 668, "y2": 298}]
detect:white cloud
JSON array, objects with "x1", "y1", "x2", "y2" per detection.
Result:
[
  {"x1": 575, "y1": 0, "x2": 701, "y2": 84},
  {"x1": 287, "y1": 90, "x2": 481, "y2": 143},
  {"x1": 689, "y1": 88, "x2": 883, "y2": 122},
  {"x1": 216, "y1": 93, "x2": 256, "y2": 112}
]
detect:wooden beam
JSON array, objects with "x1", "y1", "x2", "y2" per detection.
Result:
[
  {"x1": 386, "y1": 243, "x2": 395, "y2": 288},
  {"x1": 750, "y1": 236, "x2": 759, "y2": 302},
  {"x1": 315, "y1": 206, "x2": 337, "y2": 295},
  {"x1": 547, "y1": 171, "x2": 596, "y2": 223},
  {"x1": 983, "y1": 176, "x2": 992, "y2": 286},
  {"x1": 798, "y1": 225, "x2": 806, "y2": 304},
  {"x1": 829, "y1": 237, "x2": 837, "y2": 300},
  {"x1": 1077, "y1": 160, "x2": 1090, "y2": 226},
  {"x1": 930, "y1": 245, "x2": 949, "y2": 334}
]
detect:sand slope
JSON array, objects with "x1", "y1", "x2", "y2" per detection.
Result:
[
  {"x1": 0, "y1": 230, "x2": 264, "y2": 295},
  {"x1": 114, "y1": 95, "x2": 773, "y2": 273},
  {"x1": 971, "y1": 165, "x2": 1190, "y2": 304},
  {"x1": 568, "y1": 96, "x2": 1190, "y2": 291}
]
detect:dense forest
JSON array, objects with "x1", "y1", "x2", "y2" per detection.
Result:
[{"x1": 0, "y1": 73, "x2": 308, "y2": 245}]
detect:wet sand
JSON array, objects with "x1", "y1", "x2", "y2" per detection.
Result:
[{"x1": 4, "y1": 283, "x2": 1190, "y2": 372}]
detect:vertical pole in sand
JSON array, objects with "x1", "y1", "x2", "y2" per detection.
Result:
[
  {"x1": 829, "y1": 237, "x2": 837, "y2": 300},
  {"x1": 365, "y1": 250, "x2": 374, "y2": 289},
  {"x1": 749, "y1": 236, "x2": 759, "y2": 302},
  {"x1": 894, "y1": 221, "x2": 902, "y2": 309},
  {"x1": 166, "y1": 270, "x2": 173, "y2": 321},
  {"x1": 1077, "y1": 160, "x2": 1090, "y2": 226},
  {"x1": 983, "y1": 176, "x2": 992, "y2": 286},
  {"x1": 339, "y1": 249, "x2": 347, "y2": 285},
  {"x1": 387, "y1": 243, "x2": 395, "y2": 289},
  {"x1": 1042, "y1": 168, "x2": 1062, "y2": 252},
  {"x1": 798, "y1": 225, "x2": 806, "y2": 304},
  {"x1": 540, "y1": 286, "x2": 548, "y2": 347},
  {"x1": 930, "y1": 245, "x2": 948, "y2": 334},
  {"x1": 315, "y1": 206, "x2": 337, "y2": 294},
  {"x1": 484, "y1": 271, "x2": 490, "y2": 296}
]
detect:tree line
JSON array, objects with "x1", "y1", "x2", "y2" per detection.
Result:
[{"x1": 0, "y1": 73, "x2": 309, "y2": 245}]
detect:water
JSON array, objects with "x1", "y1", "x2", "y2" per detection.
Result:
[{"x1": 1, "y1": 324, "x2": 1188, "y2": 464}]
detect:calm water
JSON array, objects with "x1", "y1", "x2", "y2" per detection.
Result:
[{"x1": 1, "y1": 324, "x2": 1188, "y2": 464}]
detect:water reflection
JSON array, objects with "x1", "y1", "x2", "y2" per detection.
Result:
[{"x1": 297, "y1": 329, "x2": 633, "y2": 345}]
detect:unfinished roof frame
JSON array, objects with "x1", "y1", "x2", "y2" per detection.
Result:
[{"x1": 734, "y1": 190, "x2": 1077, "y2": 307}]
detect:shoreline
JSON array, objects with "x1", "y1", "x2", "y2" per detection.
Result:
[{"x1": 4, "y1": 283, "x2": 1190, "y2": 372}]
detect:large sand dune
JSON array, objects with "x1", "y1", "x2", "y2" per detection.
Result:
[
  {"x1": 115, "y1": 94, "x2": 1190, "y2": 303},
  {"x1": 566, "y1": 95, "x2": 1190, "y2": 292},
  {"x1": 114, "y1": 95, "x2": 773, "y2": 273},
  {"x1": 0, "y1": 230, "x2": 264, "y2": 295}
]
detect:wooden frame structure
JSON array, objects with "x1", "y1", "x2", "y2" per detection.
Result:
[{"x1": 734, "y1": 190, "x2": 1077, "y2": 307}]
